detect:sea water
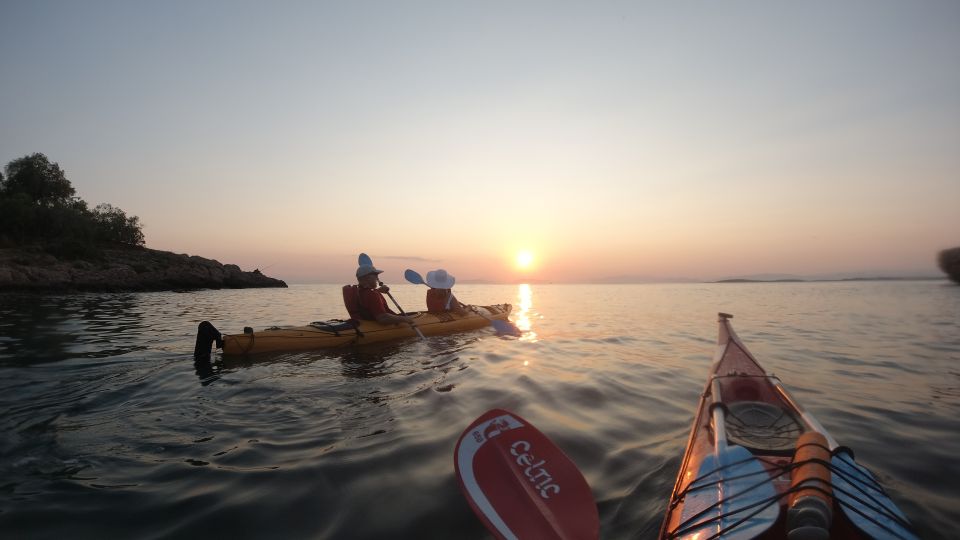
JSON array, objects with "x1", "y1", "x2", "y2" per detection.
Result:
[{"x1": 1, "y1": 281, "x2": 957, "y2": 539}]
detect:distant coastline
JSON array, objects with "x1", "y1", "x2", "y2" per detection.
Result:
[
  {"x1": 712, "y1": 276, "x2": 945, "y2": 284},
  {"x1": 0, "y1": 244, "x2": 287, "y2": 293},
  {"x1": 0, "y1": 152, "x2": 288, "y2": 293},
  {"x1": 373, "y1": 276, "x2": 948, "y2": 286}
]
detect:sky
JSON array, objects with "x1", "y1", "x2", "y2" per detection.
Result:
[{"x1": 2, "y1": 1, "x2": 958, "y2": 283}]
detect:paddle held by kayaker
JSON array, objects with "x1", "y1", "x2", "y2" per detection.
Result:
[
  {"x1": 425, "y1": 268, "x2": 468, "y2": 316},
  {"x1": 344, "y1": 264, "x2": 418, "y2": 327}
]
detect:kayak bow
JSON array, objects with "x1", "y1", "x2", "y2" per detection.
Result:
[{"x1": 660, "y1": 313, "x2": 918, "y2": 540}]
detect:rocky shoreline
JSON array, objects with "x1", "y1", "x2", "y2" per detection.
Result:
[{"x1": 0, "y1": 245, "x2": 287, "y2": 292}]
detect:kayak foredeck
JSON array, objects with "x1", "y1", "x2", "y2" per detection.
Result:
[{"x1": 660, "y1": 313, "x2": 918, "y2": 540}]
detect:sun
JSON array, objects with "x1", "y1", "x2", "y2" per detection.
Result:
[{"x1": 515, "y1": 250, "x2": 535, "y2": 270}]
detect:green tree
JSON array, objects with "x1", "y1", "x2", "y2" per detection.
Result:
[
  {"x1": 1, "y1": 153, "x2": 75, "y2": 206},
  {"x1": 93, "y1": 203, "x2": 145, "y2": 246},
  {"x1": 0, "y1": 192, "x2": 36, "y2": 243},
  {"x1": 1, "y1": 153, "x2": 146, "y2": 251}
]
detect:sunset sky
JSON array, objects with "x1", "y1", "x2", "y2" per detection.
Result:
[{"x1": 2, "y1": 2, "x2": 958, "y2": 283}]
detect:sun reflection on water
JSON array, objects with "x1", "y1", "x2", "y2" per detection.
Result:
[{"x1": 515, "y1": 284, "x2": 537, "y2": 342}]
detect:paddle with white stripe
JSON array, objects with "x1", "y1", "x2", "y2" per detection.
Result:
[
  {"x1": 454, "y1": 408, "x2": 599, "y2": 540},
  {"x1": 404, "y1": 269, "x2": 521, "y2": 336}
]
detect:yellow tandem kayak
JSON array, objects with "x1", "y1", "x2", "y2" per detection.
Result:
[{"x1": 203, "y1": 304, "x2": 512, "y2": 356}]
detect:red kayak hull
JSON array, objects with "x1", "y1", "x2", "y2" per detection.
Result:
[{"x1": 659, "y1": 313, "x2": 917, "y2": 540}]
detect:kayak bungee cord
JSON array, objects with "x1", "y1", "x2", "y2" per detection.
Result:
[
  {"x1": 671, "y1": 455, "x2": 772, "y2": 504},
  {"x1": 669, "y1": 493, "x2": 781, "y2": 540},
  {"x1": 661, "y1": 315, "x2": 919, "y2": 540},
  {"x1": 828, "y1": 463, "x2": 919, "y2": 539},
  {"x1": 830, "y1": 488, "x2": 916, "y2": 540},
  {"x1": 666, "y1": 457, "x2": 786, "y2": 539},
  {"x1": 665, "y1": 450, "x2": 917, "y2": 540}
]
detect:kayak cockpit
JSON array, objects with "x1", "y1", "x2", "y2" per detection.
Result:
[
  {"x1": 711, "y1": 373, "x2": 805, "y2": 453},
  {"x1": 725, "y1": 400, "x2": 804, "y2": 453}
]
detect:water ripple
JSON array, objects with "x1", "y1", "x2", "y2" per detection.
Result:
[{"x1": 0, "y1": 282, "x2": 957, "y2": 539}]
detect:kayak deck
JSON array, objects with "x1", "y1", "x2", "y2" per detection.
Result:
[
  {"x1": 219, "y1": 303, "x2": 512, "y2": 355},
  {"x1": 660, "y1": 313, "x2": 918, "y2": 540}
]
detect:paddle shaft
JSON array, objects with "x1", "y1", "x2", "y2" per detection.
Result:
[{"x1": 379, "y1": 282, "x2": 425, "y2": 339}]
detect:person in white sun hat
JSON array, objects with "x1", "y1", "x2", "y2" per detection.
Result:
[{"x1": 425, "y1": 269, "x2": 467, "y2": 315}]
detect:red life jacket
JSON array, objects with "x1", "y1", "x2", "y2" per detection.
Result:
[
  {"x1": 342, "y1": 284, "x2": 392, "y2": 321},
  {"x1": 343, "y1": 285, "x2": 366, "y2": 321},
  {"x1": 426, "y1": 288, "x2": 454, "y2": 312}
]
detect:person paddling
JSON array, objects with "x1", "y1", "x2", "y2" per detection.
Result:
[
  {"x1": 425, "y1": 269, "x2": 468, "y2": 316},
  {"x1": 344, "y1": 264, "x2": 419, "y2": 328}
]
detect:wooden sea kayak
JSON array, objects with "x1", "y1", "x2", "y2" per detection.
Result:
[
  {"x1": 216, "y1": 303, "x2": 512, "y2": 355},
  {"x1": 660, "y1": 313, "x2": 918, "y2": 540}
]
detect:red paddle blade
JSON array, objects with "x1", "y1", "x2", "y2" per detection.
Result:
[{"x1": 454, "y1": 409, "x2": 599, "y2": 540}]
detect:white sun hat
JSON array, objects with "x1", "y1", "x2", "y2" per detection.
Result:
[{"x1": 426, "y1": 269, "x2": 456, "y2": 289}]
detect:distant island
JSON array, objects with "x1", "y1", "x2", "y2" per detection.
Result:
[
  {"x1": 715, "y1": 278, "x2": 804, "y2": 283},
  {"x1": 0, "y1": 152, "x2": 286, "y2": 292},
  {"x1": 714, "y1": 276, "x2": 944, "y2": 284},
  {"x1": 714, "y1": 251, "x2": 960, "y2": 284}
]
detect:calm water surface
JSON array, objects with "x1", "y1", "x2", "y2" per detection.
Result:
[{"x1": 1, "y1": 281, "x2": 958, "y2": 539}]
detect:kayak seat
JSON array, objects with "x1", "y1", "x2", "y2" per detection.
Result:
[{"x1": 725, "y1": 401, "x2": 804, "y2": 453}]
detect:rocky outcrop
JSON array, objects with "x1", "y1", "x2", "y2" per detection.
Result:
[
  {"x1": 938, "y1": 247, "x2": 960, "y2": 285},
  {"x1": 0, "y1": 245, "x2": 287, "y2": 292}
]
